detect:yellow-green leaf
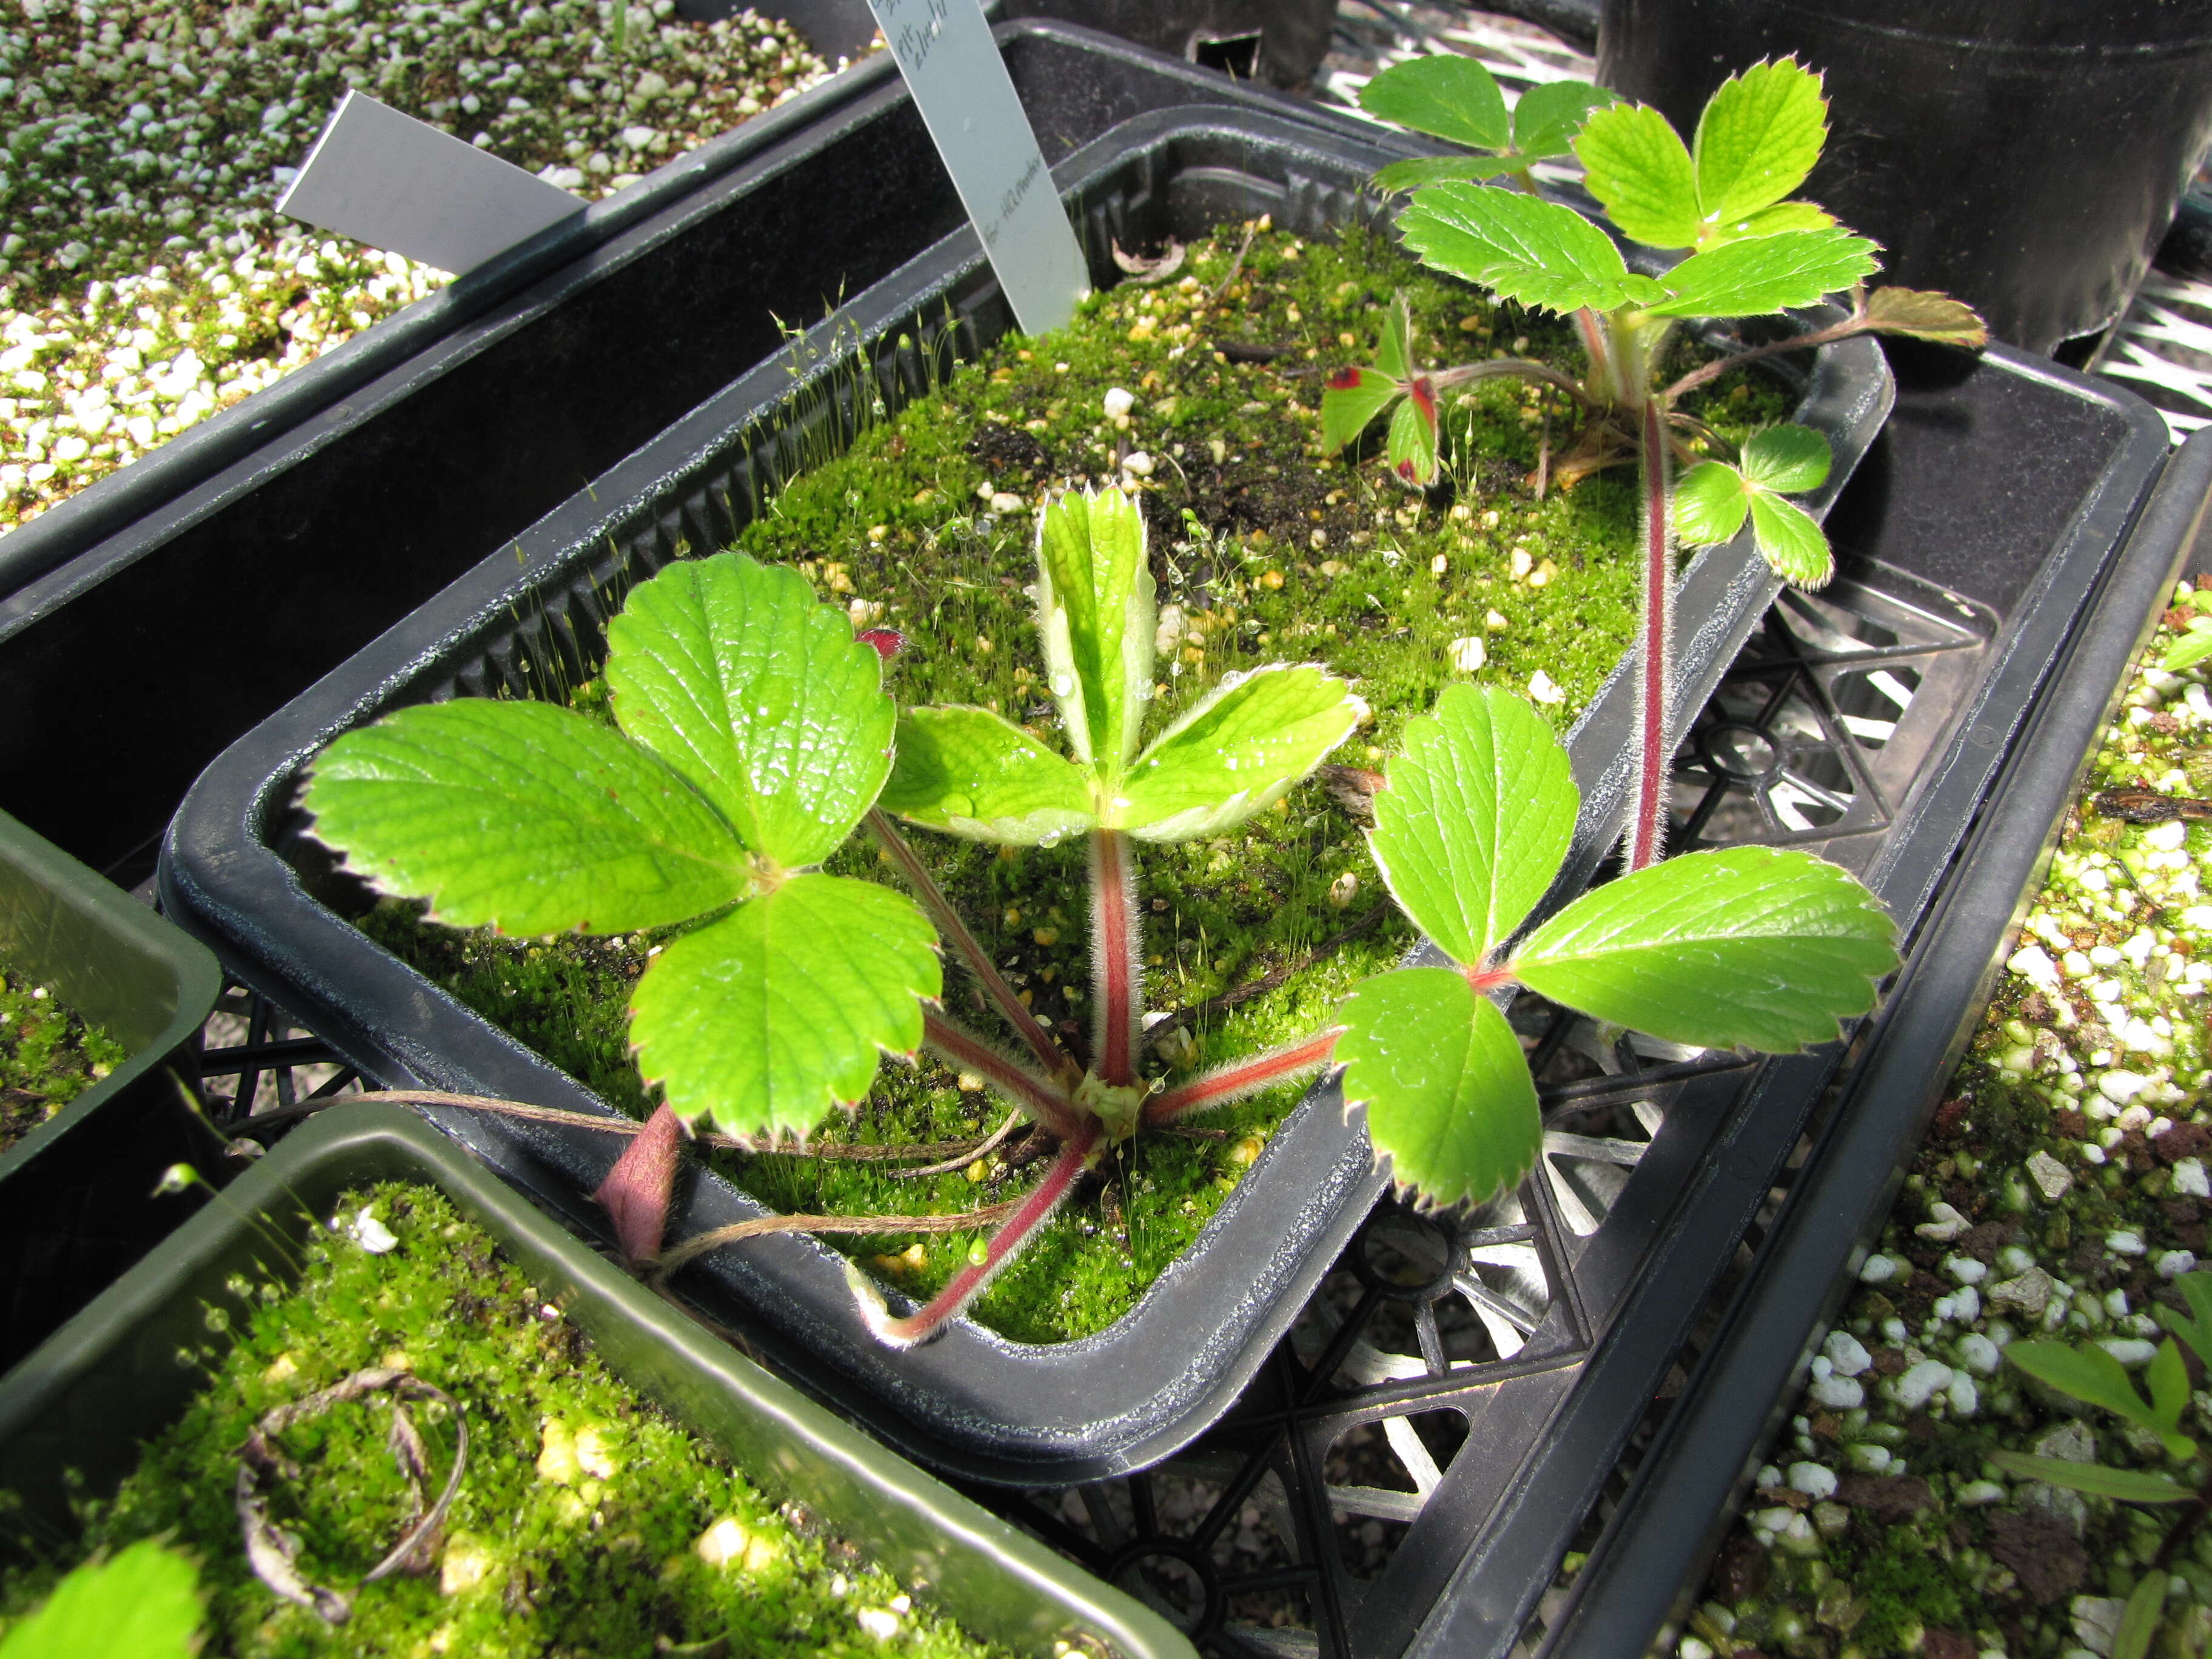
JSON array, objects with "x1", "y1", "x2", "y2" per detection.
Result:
[{"x1": 880, "y1": 705, "x2": 1095, "y2": 845}]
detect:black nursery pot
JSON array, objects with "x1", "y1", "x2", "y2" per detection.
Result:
[
  {"x1": 1595, "y1": 0, "x2": 2212, "y2": 356},
  {"x1": 160, "y1": 106, "x2": 1890, "y2": 1486},
  {"x1": 0, "y1": 810, "x2": 227, "y2": 1375},
  {"x1": 0, "y1": 1104, "x2": 1198, "y2": 1659}
]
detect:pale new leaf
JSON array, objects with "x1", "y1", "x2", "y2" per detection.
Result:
[
  {"x1": 1692, "y1": 58, "x2": 1828, "y2": 227},
  {"x1": 1573, "y1": 99, "x2": 1701, "y2": 249},
  {"x1": 879, "y1": 705, "x2": 1096, "y2": 845},
  {"x1": 1641, "y1": 227, "x2": 1878, "y2": 318},
  {"x1": 1116, "y1": 663, "x2": 1360, "y2": 842},
  {"x1": 1398, "y1": 183, "x2": 1667, "y2": 315},
  {"x1": 1035, "y1": 487, "x2": 1155, "y2": 776}
]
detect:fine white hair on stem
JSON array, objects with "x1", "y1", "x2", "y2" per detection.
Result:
[{"x1": 1087, "y1": 828, "x2": 1144, "y2": 1087}]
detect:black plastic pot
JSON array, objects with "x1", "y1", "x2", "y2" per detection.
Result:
[
  {"x1": 0, "y1": 20, "x2": 1398, "y2": 893},
  {"x1": 995, "y1": 0, "x2": 1338, "y2": 87},
  {"x1": 0, "y1": 1102, "x2": 1196, "y2": 1659},
  {"x1": 159, "y1": 103, "x2": 1889, "y2": 1487},
  {"x1": 0, "y1": 809, "x2": 227, "y2": 1375},
  {"x1": 1595, "y1": 0, "x2": 2212, "y2": 357},
  {"x1": 1521, "y1": 424, "x2": 2212, "y2": 1658}
]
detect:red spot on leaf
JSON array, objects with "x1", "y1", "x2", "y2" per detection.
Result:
[
  {"x1": 1396, "y1": 459, "x2": 1419, "y2": 482},
  {"x1": 857, "y1": 628, "x2": 905, "y2": 661},
  {"x1": 1408, "y1": 375, "x2": 1438, "y2": 423},
  {"x1": 1326, "y1": 367, "x2": 1365, "y2": 391}
]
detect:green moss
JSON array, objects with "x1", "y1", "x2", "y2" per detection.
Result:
[
  {"x1": 0, "y1": 1181, "x2": 1009, "y2": 1659},
  {"x1": 0, "y1": 959, "x2": 127, "y2": 1154},
  {"x1": 1847, "y1": 1523, "x2": 1969, "y2": 1652},
  {"x1": 355, "y1": 221, "x2": 1794, "y2": 1344}
]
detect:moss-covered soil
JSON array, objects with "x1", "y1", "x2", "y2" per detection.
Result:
[
  {"x1": 0, "y1": 1179, "x2": 1011, "y2": 1658},
  {"x1": 1673, "y1": 580, "x2": 2212, "y2": 1659},
  {"x1": 0, "y1": 959, "x2": 125, "y2": 1155},
  {"x1": 356, "y1": 218, "x2": 1791, "y2": 1344}
]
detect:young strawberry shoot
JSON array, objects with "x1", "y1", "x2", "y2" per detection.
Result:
[
  {"x1": 1988, "y1": 1272, "x2": 2212, "y2": 1659},
  {"x1": 865, "y1": 483, "x2": 1363, "y2": 1344},
  {"x1": 303, "y1": 552, "x2": 943, "y2": 1262},
  {"x1": 1330, "y1": 55, "x2": 1986, "y2": 872},
  {"x1": 1334, "y1": 685, "x2": 1896, "y2": 1208}
]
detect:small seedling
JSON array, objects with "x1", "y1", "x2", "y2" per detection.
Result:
[
  {"x1": 1990, "y1": 1272, "x2": 2212, "y2": 1659},
  {"x1": 2163, "y1": 586, "x2": 2212, "y2": 672},
  {"x1": 864, "y1": 484, "x2": 1363, "y2": 1341},
  {"x1": 1335, "y1": 685, "x2": 1895, "y2": 1205}
]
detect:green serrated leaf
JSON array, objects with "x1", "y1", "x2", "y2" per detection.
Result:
[
  {"x1": 1692, "y1": 58, "x2": 1828, "y2": 227},
  {"x1": 1373, "y1": 155, "x2": 1532, "y2": 195},
  {"x1": 1337, "y1": 967, "x2": 1541, "y2": 1208},
  {"x1": 1398, "y1": 183, "x2": 1667, "y2": 315},
  {"x1": 0, "y1": 1541, "x2": 202, "y2": 1659},
  {"x1": 2005, "y1": 1340, "x2": 2159, "y2": 1427},
  {"x1": 1358, "y1": 53, "x2": 1510, "y2": 152},
  {"x1": 1368, "y1": 684, "x2": 1577, "y2": 968},
  {"x1": 1574, "y1": 99, "x2": 1702, "y2": 249},
  {"x1": 1643, "y1": 227, "x2": 1880, "y2": 319},
  {"x1": 1321, "y1": 364, "x2": 1403, "y2": 454},
  {"x1": 1985, "y1": 1451, "x2": 2193, "y2": 1504},
  {"x1": 629, "y1": 873, "x2": 940, "y2": 1139},
  {"x1": 1862, "y1": 285, "x2": 1990, "y2": 347},
  {"x1": 2116, "y1": 1569, "x2": 2168, "y2": 1659},
  {"x1": 2159, "y1": 617, "x2": 2212, "y2": 672},
  {"x1": 607, "y1": 553, "x2": 893, "y2": 869},
  {"x1": 2148, "y1": 1336, "x2": 2191, "y2": 1432},
  {"x1": 1115, "y1": 663, "x2": 1359, "y2": 842},
  {"x1": 879, "y1": 705, "x2": 1094, "y2": 845},
  {"x1": 1378, "y1": 290, "x2": 1414, "y2": 384},
  {"x1": 1510, "y1": 79, "x2": 1618, "y2": 160},
  {"x1": 1386, "y1": 383, "x2": 1441, "y2": 486},
  {"x1": 307, "y1": 700, "x2": 754, "y2": 936},
  {"x1": 1740, "y1": 423, "x2": 1832, "y2": 493},
  {"x1": 1747, "y1": 490, "x2": 1834, "y2": 589},
  {"x1": 1512, "y1": 846, "x2": 1895, "y2": 1051},
  {"x1": 1735, "y1": 201, "x2": 1835, "y2": 237},
  {"x1": 1673, "y1": 461, "x2": 1752, "y2": 547},
  {"x1": 1035, "y1": 486, "x2": 1155, "y2": 777}
]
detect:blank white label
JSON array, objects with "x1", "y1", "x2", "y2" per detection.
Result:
[
  {"x1": 278, "y1": 91, "x2": 583, "y2": 275},
  {"x1": 865, "y1": 0, "x2": 1089, "y2": 335}
]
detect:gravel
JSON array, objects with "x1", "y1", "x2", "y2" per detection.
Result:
[{"x1": 0, "y1": 0, "x2": 842, "y2": 537}]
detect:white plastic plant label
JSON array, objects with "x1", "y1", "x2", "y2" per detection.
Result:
[
  {"x1": 276, "y1": 90, "x2": 583, "y2": 276},
  {"x1": 863, "y1": 0, "x2": 1089, "y2": 335}
]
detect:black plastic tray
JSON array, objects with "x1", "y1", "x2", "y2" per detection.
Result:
[
  {"x1": 0, "y1": 21, "x2": 1398, "y2": 892},
  {"x1": 0, "y1": 1103, "x2": 1196, "y2": 1659},
  {"x1": 0, "y1": 809, "x2": 227, "y2": 1375},
  {"x1": 159, "y1": 103, "x2": 1889, "y2": 1487}
]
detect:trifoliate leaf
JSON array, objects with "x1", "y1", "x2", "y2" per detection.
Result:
[
  {"x1": 629, "y1": 873, "x2": 940, "y2": 1139},
  {"x1": 1386, "y1": 380, "x2": 1441, "y2": 486},
  {"x1": 1337, "y1": 967, "x2": 1541, "y2": 1208},
  {"x1": 1373, "y1": 154, "x2": 1532, "y2": 194},
  {"x1": 1358, "y1": 53, "x2": 1510, "y2": 152},
  {"x1": 0, "y1": 1541, "x2": 203, "y2": 1659},
  {"x1": 1322, "y1": 364, "x2": 1402, "y2": 453},
  {"x1": 1511, "y1": 846, "x2": 1895, "y2": 1051},
  {"x1": 1367, "y1": 685, "x2": 1577, "y2": 968},
  {"x1": 1116, "y1": 663, "x2": 1360, "y2": 841},
  {"x1": 1738, "y1": 423, "x2": 1832, "y2": 493},
  {"x1": 1643, "y1": 227, "x2": 1879, "y2": 318},
  {"x1": 307, "y1": 700, "x2": 754, "y2": 936},
  {"x1": 2160, "y1": 618, "x2": 2212, "y2": 672},
  {"x1": 1574, "y1": 100, "x2": 1701, "y2": 249},
  {"x1": 879, "y1": 705, "x2": 1094, "y2": 845},
  {"x1": 1510, "y1": 79, "x2": 1618, "y2": 160},
  {"x1": 1862, "y1": 285, "x2": 1990, "y2": 346},
  {"x1": 1692, "y1": 58, "x2": 1828, "y2": 227},
  {"x1": 607, "y1": 553, "x2": 893, "y2": 869},
  {"x1": 1985, "y1": 1452, "x2": 2193, "y2": 1504},
  {"x1": 1734, "y1": 201, "x2": 1835, "y2": 237},
  {"x1": 1399, "y1": 183, "x2": 1667, "y2": 315},
  {"x1": 1672, "y1": 460, "x2": 1752, "y2": 547},
  {"x1": 1036, "y1": 487, "x2": 1155, "y2": 776},
  {"x1": 1747, "y1": 490, "x2": 1834, "y2": 588}
]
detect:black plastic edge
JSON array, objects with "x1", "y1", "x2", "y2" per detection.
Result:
[{"x1": 1533, "y1": 431, "x2": 2212, "y2": 1659}]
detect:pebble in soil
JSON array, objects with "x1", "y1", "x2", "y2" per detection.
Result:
[
  {"x1": 0, "y1": 0, "x2": 835, "y2": 535},
  {"x1": 0, "y1": 957, "x2": 125, "y2": 1154},
  {"x1": 349, "y1": 218, "x2": 1795, "y2": 1344},
  {"x1": 0, "y1": 1180, "x2": 1013, "y2": 1658},
  {"x1": 1671, "y1": 579, "x2": 2212, "y2": 1659}
]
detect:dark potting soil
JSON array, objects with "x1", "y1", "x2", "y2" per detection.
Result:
[
  {"x1": 0, "y1": 1180, "x2": 1011, "y2": 1659},
  {"x1": 350, "y1": 220, "x2": 1792, "y2": 1343}
]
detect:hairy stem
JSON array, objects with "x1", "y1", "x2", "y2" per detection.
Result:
[
  {"x1": 1090, "y1": 828, "x2": 1142, "y2": 1088},
  {"x1": 850, "y1": 1122, "x2": 1101, "y2": 1346},
  {"x1": 1661, "y1": 312, "x2": 1869, "y2": 403},
  {"x1": 1143, "y1": 1029, "x2": 1342, "y2": 1127},
  {"x1": 1575, "y1": 308, "x2": 1614, "y2": 404},
  {"x1": 654, "y1": 1197, "x2": 1025, "y2": 1280},
  {"x1": 1628, "y1": 396, "x2": 1675, "y2": 873},
  {"x1": 868, "y1": 808, "x2": 1073, "y2": 1079},
  {"x1": 1431, "y1": 357, "x2": 1603, "y2": 411},
  {"x1": 885, "y1": 1108, "x2": 1027, "y2": 1180},
  {"x1": 922, "y1": 1011, "x2": 1086, "y2": 1139}
]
